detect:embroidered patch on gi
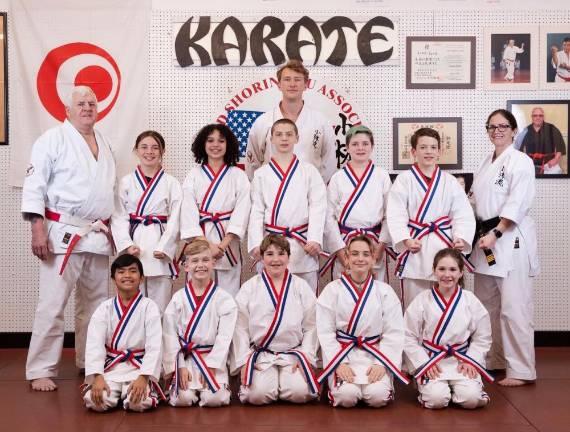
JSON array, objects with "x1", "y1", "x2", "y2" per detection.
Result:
[
  {"x1": 62, "y1": 232, "x2": 72, "y2": 244},
  {"x1": 494, "y1": 166, "x2": 505, "y2": 187},
  {"x1": 25, "y1": 164, "x2": 34, "y2": 177},
  {"x1": 312, "y1": 130, "x2": 321, "y2": 149},
  {"x1": 514, "y1": 237, "x2": 520, "y2": 249}
]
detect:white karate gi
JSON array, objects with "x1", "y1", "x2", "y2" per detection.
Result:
[
  {"x1": 22, "y1": 119, "x2": 116, "y2": 379},
  {"x1": 245, "y1": 104, "x2": 337, "y2": 183},
  {"x1": 387, "y1": 166, "x2": 475, "y2": 309},
  {"x1": 231, "y1": 271, "x2": 318, "y2": 405},
  {"x1": 317, "y1": 274, "x2": 405, "y2": 408},
  {"x1": 553, "y1": 50, "x2": 570, "y2": 82},
  {"x1": 163, "y1": 280, "x2": 237, "y2": 407},
  {"x1": 248, "y1": 157, "x2": 326, "y2": 292},
  {"x1": 181, "y1": 165, "x2": 251, "y2": 297},
  {"x1": 503, "y1": 45, "x2": 524, "y2": 80},
  {"x1": 404, "y1": 287, "x2": 492, "y2": 409},
  {"x1": 83, "y1": 293, "x2": 163, "y2": 412},
  {"x1": 324, "y1": 161, "x2": 392, "y2": 282},
  {"x1": 471, "y1": 145, "x2": 538, "y2": 380},
  {"x1": 112, "y1": 168, "x2": 182, "y2": 313}
]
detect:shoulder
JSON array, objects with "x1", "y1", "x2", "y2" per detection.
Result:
[
  {"x1": 507, "y1": 148, "x2": 535, "y2": 173},
  {"x1": 229, "y1": 166, "x2": 249, "y2": 181}
]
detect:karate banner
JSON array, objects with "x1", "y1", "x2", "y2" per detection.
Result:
[{"x1": 8, "y1": 0, "x2": 151, "y2": 186}]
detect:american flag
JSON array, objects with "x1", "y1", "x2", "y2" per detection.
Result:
[{"x1": 226, "y1": 110, "x2": 264, "y2": 157}]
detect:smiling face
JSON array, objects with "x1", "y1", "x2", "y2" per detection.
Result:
[
  {"x1": 277, "y1": 67, "x2": 307, "y2": 101},
  {"x1": 204, "y1": 129, "x2": 227, "y2": 164},
  {"x1": 347, "y1": 133, "x2": 373, "y2": 165},
  {"x1": 346, "y1": 239, "x2": 374, "y2": 277},
  {"x1": 262, "y1": 244, "x2": 290, "y2": 279},
  {"x1": 66, "y1": 91, "x2": 98, "y2": 131},
  {"x1": 271, "y1": 122, "x2": 298, "y2": 155},
  {"x1": 411, "y1": 136, "x2": 441, "y2": 170},
  {"x1": 135, "y1": 135, "x2": 163, "y2": 171},
  {"x1": 184, "y1": 249, "x2": 214, "y2": 283},
  {"x1": 434, "y1": 255, "x2": 463, "y2": 291},
  {"x1": 487, "y1": 112, "x2": 516, "y2": 148},
  {"x1": 531, "y1": 108, "x2": 545, "y2": 129},
  {"x1": 113, "y1": 263, "x2": 143, "y2": 295}
]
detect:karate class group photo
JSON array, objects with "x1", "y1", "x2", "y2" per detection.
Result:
[{"x1": 1, "y1": 1, "x2": 569, "y2": 432}]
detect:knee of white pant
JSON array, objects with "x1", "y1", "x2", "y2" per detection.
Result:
[
  {"x1": 452, "y1": 383, "x2": 488, "y2": 410},
  {"x1": 240, "y1": 383, "x2": 278, "y2": 405},
  {"x1": 199, "y1": 388, "x2": 231, "y2": 407},
  {"x1": 169, "y1": 389, "x2": 198, "y2": 407},
  {"x1": 279, "y1": 377, "x2": 313, "y2": 404},
  {"x1": 362, "y1": 382, "x2": 392, "y2": 408},
  {"x1": 83, "y1": 390, "x2": 117, "y2": 412},
  {"x1": 331, "y1": 383, "x2": 360, "y2": 408},
  {"x1": 420, "y1": 382, "x2": 451, "y2": 409}
]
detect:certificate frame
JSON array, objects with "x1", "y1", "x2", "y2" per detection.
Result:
[
  {"x1": 0, "y1": 13, "x2": 7, "y2": 145},
  {"x1": 507, "y1": 99, "x2": 569, "y2": 179},
  {"x1": 392, "y1": 117, "x2": 462, "y2": 170},
  {"x1": 406, "y1": 36, "x2": 475, "y2": 89}
]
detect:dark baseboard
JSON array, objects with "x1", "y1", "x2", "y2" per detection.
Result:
[{"x1": 0, "y1": 331, "x2": 568, "y2": 348}]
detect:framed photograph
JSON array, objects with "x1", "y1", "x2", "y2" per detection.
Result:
[
  {"x1": 540, "y1": 25, "x2": 570, "y2": 89},
  {"x1": 406, "y1": 36, "x2": 476, "y2": 89},
  {"x1": 0, "y1": 13, "x2": 6, "y2": 145},
  {"x1": 507, "y1": 99, "x2": 569, "y2": 178},
  {"x1": 392, "y1": 117, "x2": 462, "y2": 170},
  {"x1": 484, "y1": 26, "x2": 538, "y2": 90}
]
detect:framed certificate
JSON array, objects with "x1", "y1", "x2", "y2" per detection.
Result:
[
  {"x1": 392, "y1": 117, "x2": 463, "y2": 170},
  {"x1": 406, "y1": 36, "x2": 475, "y2": 89}
]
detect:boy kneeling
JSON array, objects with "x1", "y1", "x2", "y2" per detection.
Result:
[{"x1": 83, "y1": 254, "x2": 164, "y2": 412}]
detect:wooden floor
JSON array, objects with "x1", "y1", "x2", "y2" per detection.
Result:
[{"x1": 1, "y1": 348, "x2": 569, "y2": 432}]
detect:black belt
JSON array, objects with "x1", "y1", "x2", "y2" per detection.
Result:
[{"x1": 476, "y1": 216, "x2": 500, "y2": 236}]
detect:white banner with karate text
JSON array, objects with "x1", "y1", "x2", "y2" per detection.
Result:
[{"x1": 8, "y1": 0, "x2": 150, "y2": 186}]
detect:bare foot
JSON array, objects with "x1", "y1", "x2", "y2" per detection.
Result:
[
  {"x1": 30, "y1": 377, "x2": 58, "y2": 391},
  {"x1": 498, "y1": 377, "x2": 531, "y2": 387}
]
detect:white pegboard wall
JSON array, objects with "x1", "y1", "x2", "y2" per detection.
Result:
[{"x1": 1, "y1": 7, "x2": 568, "y2": 332}]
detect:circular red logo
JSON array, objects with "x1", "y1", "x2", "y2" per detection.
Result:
[{"x1": 37, "y1": 42, "x2": 121, "y2": 121}]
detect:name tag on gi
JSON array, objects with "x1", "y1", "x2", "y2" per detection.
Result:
[{"x1": 62, "y1": 232, "x2": 72, "y2": 245}]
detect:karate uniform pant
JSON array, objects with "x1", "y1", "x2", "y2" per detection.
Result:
[
  {"x1": 295, "y1": 271, "x2": 318, "y2": 294},
  {"x1": 418, "y1": 378, "x2": 490, "y2": 409},
  {"x1": 474, "y1": 241, "x2": 536, "y2": 380},
  {"x1": 26, "y1": 253, "x2": 109, "y2": 380},
  {"x1": 329, "y1": 374, "x2": 393, "y2": 408},
  {"x1": 141, "y1": 276, "x2": 172, "y2": 315},
  {"x1": 239, "y1": 365, "x2": 316, "y2": 405},
  {"x1": 215, "y1": 264, "x2": 242, "y2": 297},
  {"x1": 169, "y1": 385, "x2": 231, "y2": 407},
  {"x1": 83, "y1": 380, "x2": 158, "y2": 412},
  {"x1": 505, "y1": 60, "x2": 515, "y2": 80},
  {"x1": 400, "y1": 278, "x2": 432, "y2": 311}
]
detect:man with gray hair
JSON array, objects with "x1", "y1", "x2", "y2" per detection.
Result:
[{"x1": 21, "y1": 86, "x2": 116, "y2": 391}]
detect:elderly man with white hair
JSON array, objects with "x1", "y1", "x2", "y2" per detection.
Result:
[{"x1": 22, "y1": 86, "x2": 116, "y2": 391}]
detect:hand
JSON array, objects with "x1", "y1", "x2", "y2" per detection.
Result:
[
  {"x1": 373, "y1": 242, "x2": 385, "y2": 262},
  {"x1": 551, "y1": 45, "x2": 559, "y2": 54},
  {"x1": 424, "y1": 364, "x2": 441, "y2": 380},
  {"x1": 547, "y1": 158, "x2": 558, "y2": 168},
  {"x1": 199, "y1": 367, "x2": 216, "y2": 388},
  {"x1": 366, "y1": 364, "x2": 386, "y2": 383},
  {"x1": 210, "y1": 242, "x2": 225, "y2": 260},
  {"x1": 127, "y1": 375, "x2": 149, "y2": 405},
  {"x1": 458, "y1": 362, "x2": 479, "y2": 379},
  {"x1": 304, "y1": 241, "x2": 321, "y2": 257},
  {"x1": 477, "y1": 233, "x2": 496, "y2": 250},
  {"x1": 404, "y1": 238, "x2": 422, "y2": 254},
  {"x1": 291, "y1": 362, "x2": 308, "y2": 382},
  {"x1": 153, "y1": 250, "x2": 166, "y2": 259},
  {"x1": 452, "y1": 237, "x2": 467, "y2": 251},
  {"x1": 251, "y1": 247, "x2": 261, "y2": 262},
  {"x1": 178, "y1": 367, "x2": 191, "y2": 391},
  {"x1": 335, "y1": 363, "x2": 355, "y2": 383},
  {"x1": 126, "y1": 245, "x2": 141, "y2": 256},
  {"x1": 90, "y1": 375, "x2": 110, "y2": 407},
  {"x1": 521, "y1": 43, "x2": 525, "y2": 48},
  {"x1": 336, "y1": 248, "x2": 349, "y2": 268},
  {"x1": 31, "y1": 218, "x2": 50, "y2": 260}
]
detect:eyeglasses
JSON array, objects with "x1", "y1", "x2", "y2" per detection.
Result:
[{"x1": 486, "y1": 124, "x2": 512, "y2": 132}]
